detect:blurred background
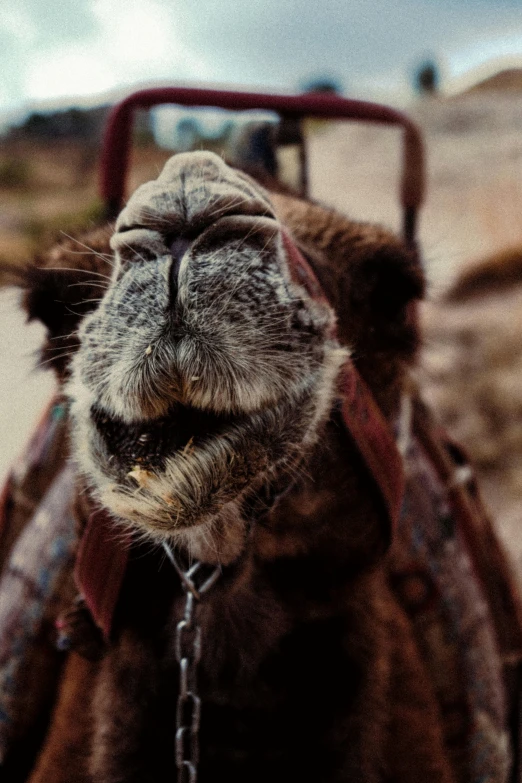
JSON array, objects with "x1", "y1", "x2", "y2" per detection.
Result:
[{"x1": 2, "y1": 0, "x2": 522, "y2": 566}]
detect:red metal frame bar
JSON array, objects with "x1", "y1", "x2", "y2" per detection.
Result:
[{"x1": 100, "y1": 87, "x2": 425, "y2": 244}]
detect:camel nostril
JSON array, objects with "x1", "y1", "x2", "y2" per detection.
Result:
[{"x1": 169, "y1": 237, "x2": 191, "y2": 300}]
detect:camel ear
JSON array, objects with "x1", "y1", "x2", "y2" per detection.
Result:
[
  {"x1": 7, "y1": 224, "x2": 113, "y2": 338},
  {"x1": 335, "y1": 239, "x2": 425, "y2": 360},
  {"x1": 349, "y1": 243, "x2": 423, "y2": 318},
  {"x1": 7, "y1": 264, "x2": 103, "y2": 378},
  {"x1": 21, "y1": 265, "x2": 98, "y2": 336}
]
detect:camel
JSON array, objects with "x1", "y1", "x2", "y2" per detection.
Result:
[{"x1": 0, "y1": 151, "x2": 520, "y2": 783}]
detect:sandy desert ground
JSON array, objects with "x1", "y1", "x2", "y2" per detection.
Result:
[{"x1": 1, "y1": 90, "x2": 522, "y2": 567}]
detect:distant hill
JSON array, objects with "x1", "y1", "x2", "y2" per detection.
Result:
[
  {"x1": 8, "y1": 106, "x2": 110, "y2": 143},
  {"x1": 6, "y1": 104, "x2": 154, "y2": 145},
  {"x1": 464, "y1": 67, "x2": 522, "y2": 94}
]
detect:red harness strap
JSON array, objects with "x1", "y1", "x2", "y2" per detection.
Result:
[
  {"x1": 75, "y1": 232, "x2": 405, "y2": 640},
  {"x1": 282, "y1": 231, "x2": 404, "y2": 538},
  {"x1": 338, "y1": 366, "x2": 404, "y2": 541},
  {"x1": 74, "y1": 508, "x2": 130, "y2": 642}
]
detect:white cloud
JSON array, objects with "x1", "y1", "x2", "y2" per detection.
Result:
[
  {"x1": 448, "y1": 32, "x2": 522, "y2": 77},
  {"x1": 2, "y1": 0, "x2": 522, "y2": 114},
  {"x1": 23, "y1": 0, "x2": 212, "y2": 106},
  {"x1": 0, "y1": 8, "x2": 37, "y2": 42},
  {"x1": 92, "y1": 0, "x2": 211, "y2": 80},
  {"x1": 93, "y1": 0, "x2": 174, "y2": 67},
  {"x1": 26, "y1": 46, "x2": 117, "y2": 101}
]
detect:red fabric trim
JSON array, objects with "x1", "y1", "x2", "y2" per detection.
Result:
[
  {"x1": 0, "y1": 478, "x2": 13, "y2": 553},
  {"x1": 413, "y1": 403, "x2": 522, "y2": 656},
  {"x1": 74, "y1": 508, "x2": 130, "y2": 642}
]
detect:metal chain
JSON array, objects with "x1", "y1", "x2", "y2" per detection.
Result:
[{"x1": 163, "y1": 543, "x2": 221, "y2": 783}]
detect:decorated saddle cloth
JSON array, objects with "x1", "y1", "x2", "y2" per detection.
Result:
[
  {"x1": 0, "y1": 398, "x2": 521, "y2": 782},
  {"x1": 389, "y1": 399, "x2": 522, "y2": 783},
  {"x1": 0, "y1": 400, "x2": 77, "y2": 765}
]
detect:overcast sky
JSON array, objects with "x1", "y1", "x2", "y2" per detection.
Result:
[{"x1": 1, "y1": 0, "x2": 522, "y2": 115}]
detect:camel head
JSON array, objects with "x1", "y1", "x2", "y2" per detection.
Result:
[{"x1": 20, "y1": 151, "x2": 424, "y2": 563}]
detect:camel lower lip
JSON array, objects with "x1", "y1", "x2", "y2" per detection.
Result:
[{"x1": 91, "y1": 403, "x2": 238, "y2": 472}]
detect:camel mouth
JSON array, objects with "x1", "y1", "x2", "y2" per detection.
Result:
[{"x1": 91, "y1": 402, "x2": 240, "y2": 479}]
